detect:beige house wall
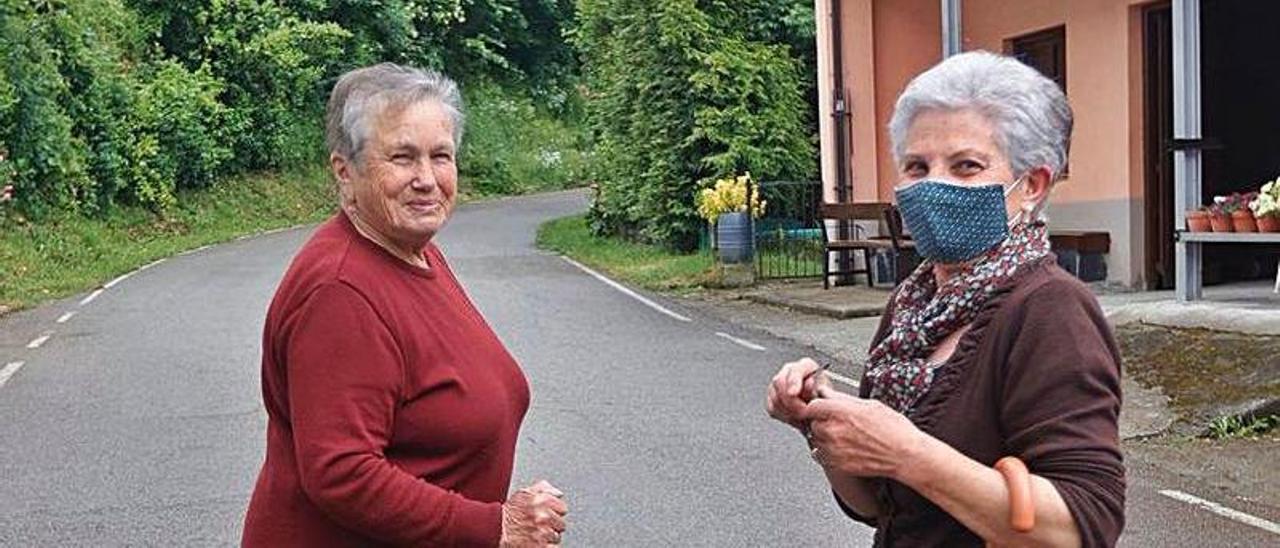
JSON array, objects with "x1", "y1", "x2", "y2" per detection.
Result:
[{"x1": 818, "y1": 0, "x2": 1165, "y2": 287}]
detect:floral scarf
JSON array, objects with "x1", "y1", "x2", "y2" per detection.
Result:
[{"x1": 864, "y1": 222, "x2": 1051, "y2": 413}]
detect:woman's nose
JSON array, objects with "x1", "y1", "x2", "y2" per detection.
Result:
[{"x1": 409, "y1": 160, "x2": 437, "y2": 191}]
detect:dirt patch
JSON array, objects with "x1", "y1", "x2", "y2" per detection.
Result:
[{"x1": 1114, "y1": 323, "x2": 1280, "y2": 434}]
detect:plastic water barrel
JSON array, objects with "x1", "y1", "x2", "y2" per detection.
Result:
[{"x1": 716, "y1": 211, "x2": 754, "y2": 263}]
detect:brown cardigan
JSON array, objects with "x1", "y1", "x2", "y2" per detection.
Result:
[{"x1": 841, "y1": 258, "x2": 1125, "y2": 547}]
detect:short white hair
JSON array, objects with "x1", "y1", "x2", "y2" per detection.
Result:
[
  {"x1": 889, "y1": 51, "x2": 1073, "y2": 181},
  {"x1": 325, "y1": 63, "x2": 465, "y2": 166}
]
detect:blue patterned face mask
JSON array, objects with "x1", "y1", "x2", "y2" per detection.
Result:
[{"x1": 895, "y1": 178, "x2": 1024, "y2": 263}]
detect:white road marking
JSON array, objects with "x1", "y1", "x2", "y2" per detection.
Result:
[
  {"x1": 102, "y1": 271, "x2": 134, "y2": 289},
  {"x1": 0, "y1": 361, "x2": 24, "y2": 388},
  {"x1": 715, "y1": 332, "x2": 767, "y2": 351},
  {"x1": 137, "y1": 258, "x2": 166, "y2": 272},
  {"x1": 1159, "y1": 489, "x2": 1280, "y2": 536},
  {"x1": 56, "y1": 311, "x2": 76, "y2": 324},
  {"x1": 79, "y1": 288, "x2": 105, "y2": 306},
  {"x1": 177, "y1": 244, "x2": 211, "y2": 257},
  {"x1": 560, "y1": 256, "x2": 692, "y2": 323},
  {"x1": 26, "y1": 333, "x2": 52, "y2": 349}
]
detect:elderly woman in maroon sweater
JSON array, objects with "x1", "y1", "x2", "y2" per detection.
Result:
[
  {"x1": 768, "y1": 52, "x2": 1125, "y2": 547},
  {"x1": 242, "y1": 64, "x2": 567, "y2": 547}
]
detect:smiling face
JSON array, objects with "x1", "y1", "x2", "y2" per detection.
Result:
[{"x1": 334, "y1": 100, "x2": 458, "y2": 253}]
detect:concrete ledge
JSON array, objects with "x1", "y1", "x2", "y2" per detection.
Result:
[
  {"x1": 1106, "y1": 301, "x2": 1280, "y2": 336},
  {"x1": 745, "y1": 285, "x2": 888, "y2": 319}
]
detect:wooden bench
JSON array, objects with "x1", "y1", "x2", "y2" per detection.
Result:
[{"x1": 820, "y1": 202, "x2": 915, "y2": 289}]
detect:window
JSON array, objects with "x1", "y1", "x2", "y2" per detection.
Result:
[{"x1": 1008, "y1": 26, "x2": 1066, "y2": 91}]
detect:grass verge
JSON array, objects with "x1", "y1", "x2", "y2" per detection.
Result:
[
  {"x1": 0, "y1": 165, "x2": 337, "y2": 312},
  {"x1": 536, "y1": 214, "x2": 714, "y2": 291}
]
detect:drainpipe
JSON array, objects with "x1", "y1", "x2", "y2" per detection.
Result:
[
  {"x1": 828, "y1": 0, "x2": 853, "y2": 281},
  {"x1": 831, "y1": 0, "x2": 849, "y2": 203},
  {"x1": 941, "y1": 0, "x2": 962, "y2": 57}
]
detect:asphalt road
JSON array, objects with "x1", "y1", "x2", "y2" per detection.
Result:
[{"x1": 1, "y1": 190, "x2": 1276, "y2": 546}]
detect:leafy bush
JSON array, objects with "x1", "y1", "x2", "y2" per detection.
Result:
[
  {"x1": 200, "y1": 0, "x2": 353, "y2": 171},
  {"x1": 135, "y1": 61, "x2": 235, "y2": 193},
  {"x1": 0, "y1": 1, "x2": 240, "y2": 214},
  {"x1": 0, "y1": 2, "x2": 95, "y2": 218},
  {"x1": 0, "y1": 0, "x2": 584, "y2": 222},
  {"x1": 575, "y1": 0, "x2": 816, "y2": 251}
]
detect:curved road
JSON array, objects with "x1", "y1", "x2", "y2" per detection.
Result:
[{"x1": 1, "y1": 190, "x2": 1276, "y2": 546}]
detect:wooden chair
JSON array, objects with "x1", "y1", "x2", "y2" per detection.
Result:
[{"x1": 819, "y1": 202, "x2": 915, "y2": 289}]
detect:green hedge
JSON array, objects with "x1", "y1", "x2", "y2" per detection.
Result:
[
  {"x1": 574, "y1": 0, "x2": 817, "y2": 251},
  {"x1": 0, "y1": 0, "x2": 580, "y2": 222}
]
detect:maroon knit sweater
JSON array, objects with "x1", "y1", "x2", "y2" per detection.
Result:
[{"x1": 242, "y1": 213, "x2": 529, "y2": 547}]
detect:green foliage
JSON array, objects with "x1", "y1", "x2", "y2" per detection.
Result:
[
  {"x1": 459, "y1": 82, "x2": 588, "y2": 197},
  {"x1": 1207, "y1": 414, "x2": 1278, "y2": 439},
  {"x1": 0, "y1": 0, "x2": 239, "y2": 215},
  {"x1": 575, "y1": 0, "x2": 817, "y2": 251},
  {"x1": 199, "y1": 0, "x2": 352, "y2": 171},
  {"x1": 0, "y1": 1, "x2": 95, "y2": 218},
  {"x1": 135, "y1": 61, "x2": 234, "y2": 193},
  {"x1": 2, "y1": 0, "x2": 582, "y2": 221}
]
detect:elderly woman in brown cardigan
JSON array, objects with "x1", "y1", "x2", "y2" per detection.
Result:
[{"x1": 767, "y1": 51, "x2": 1125, "y2": 547}]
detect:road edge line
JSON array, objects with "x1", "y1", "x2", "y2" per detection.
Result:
[
  {"x1": 559, "y1": 256, "x2": 692, "y2": 323},
  {"x1": 715, "y1": 331, "x2": 767, "y2": 351},
  {"x1": 0, "y1": 361, "x2": 25, "y2": 388},
  {"x1": 1158, "y1": 489, "x2": 1280, "y2": 536}
]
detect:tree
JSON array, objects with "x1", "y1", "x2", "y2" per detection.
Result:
[{"x1": 575, "y1": 0, "x2": 816, "y2": 250}]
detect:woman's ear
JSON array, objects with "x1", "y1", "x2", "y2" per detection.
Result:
[
  {"x1": 1023, "y1": 165, "x2": 1054, "y2": 205},
  {"x1": 331, "y1": 152, "x2": 355, "y2": 206}
]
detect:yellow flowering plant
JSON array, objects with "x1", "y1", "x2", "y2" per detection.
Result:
[{"x1": 696, "y1": 172, "x2": 766, "y2": 224}]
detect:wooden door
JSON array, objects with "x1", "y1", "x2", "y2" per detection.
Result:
[{"x1": 1143, "y1": 4, "x2": 1174, "y2": 289}]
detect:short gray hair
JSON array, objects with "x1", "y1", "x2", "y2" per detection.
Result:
[
  {"x1": 325, "y1": 63, "x2": 465, "y2": 165},
  {"x1": 888, "y1": 51, "x2": 1073, "y2": 180}
]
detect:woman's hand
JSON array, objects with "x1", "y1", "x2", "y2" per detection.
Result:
[
  {"x1": 766, "y1": 358, "x2": 829, "y2": 430},
  {"x1": 801, "y1": 389, "x2": 927, "y2": 480},
  {"x1": 500, "y1": 480, "x2": 568, "y2": 547}
]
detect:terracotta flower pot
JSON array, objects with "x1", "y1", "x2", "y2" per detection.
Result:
[
  {"x1": 1231, "y1": 209, "x2": 1258, "y2": 232},
  {"x1": 1185, "y1": 210, "x2": 1212, "y2": 232},
  {"x1": 1209, "y1": 212, "x2": 1234, "y2": 232},
  {"x1": 1258, "y1": 213, "x2": 1280, "y2": 233}
]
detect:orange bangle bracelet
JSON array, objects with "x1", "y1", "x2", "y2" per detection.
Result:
[{"x1": 994, "y1": 456, "x2": 1035, "y2": 533}]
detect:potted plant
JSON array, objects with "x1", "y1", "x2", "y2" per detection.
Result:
[
  {"x1": 1225, "y1": 191, "x2": 1259, "y2": 232},
  {"x1": 1208, "y1": 197, "x2": 1234, "y2": 232},
  {"x1": 1185, "y1": 206, "x2": 1212, "y2": 232},
  {"x1": 696, "y1": 172, "x2": 766, "y2": 263},
  {"x1": 1249, "y1": 177, "x2": 1280, "y2": 232}
]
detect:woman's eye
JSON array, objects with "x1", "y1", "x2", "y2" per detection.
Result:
[
  {"x1": 954, "y1": 160, "x2": 984, "y2": 175},
  {"x1": 902, "y1": 161, "x2": 927, "y2": 176}
]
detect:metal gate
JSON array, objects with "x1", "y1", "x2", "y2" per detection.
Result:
[{"x1": 750, "y1": 180, "x2": 825, "y2": 279}]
